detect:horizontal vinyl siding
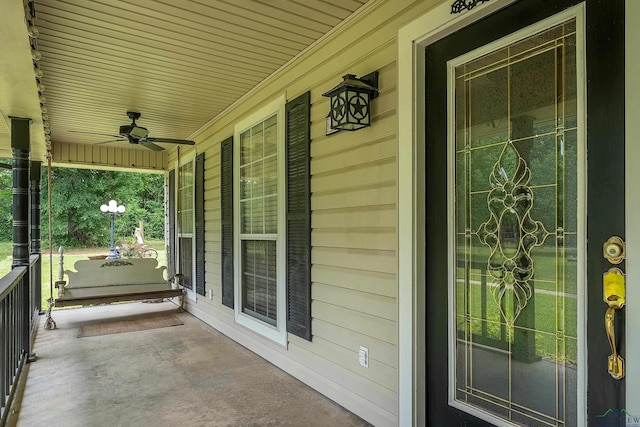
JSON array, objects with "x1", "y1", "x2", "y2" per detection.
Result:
[
  {"x1": 312, "y1": 264, "x2": 396, "y2": 298},
  {"x1": 52, "y1": 141, "x2": 167, "y2": 172},
  {"x1": 169, "y1": 1, "x2": 443, "y2": 425},
  {"x1": 313, "y1": 283, "x2": 397, "y2": 322}
]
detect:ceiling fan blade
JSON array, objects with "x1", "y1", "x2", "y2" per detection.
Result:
[
  {"x1": 146, "y1": 137, "x2": 195, "y2": 145},
  {"x1": 69, "y1": 130, "x2": 121, "y2": 138},
  {"x1": 140, "y1": 141, "x2": 165, "y2": 151}
]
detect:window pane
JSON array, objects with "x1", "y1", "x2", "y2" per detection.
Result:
[
  {"x1": 264, "y1": 115, "x2": 277, "y2": 156},
  {"x1": 264, "y1": 195, "x2": 277, "y2": 234},
  {"x1": 251, "y1": 199, "x2": 264, "y2": 234},
  {"x1": 241, "y1": 200, "x2": 251, "y2": 233},
  {"x1": 242, "y1": 240, "x2": 277, "y2": 325},
  {"x1": 251, "y1": 123, "x2": 264, "y2": 162},
  {"x1": 179, "y1": 161, "x2": 194, "y2": 236},
  {"x1": 264, "y1": 155, "x2": 277, "y2": 195},
  {"x1": 180, "y1": 236, "x2": 193, "y2": 290},
  {"x1": 240, "y1": 164, "x2": 251, "y2": 199},
  {"x1": 252, "y1": 160, "x2": 264, "y2": 198},
  {"x1": 240, "y1": 131, "x2": 251, "y2": 165},
  {"x1": 239, "y1": 115, "x2": 278, "y2": 236}
]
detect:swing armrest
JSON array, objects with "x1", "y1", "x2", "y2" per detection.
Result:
[{"x1": 55, "y1": 280, "x2": 67, "y2": 297}]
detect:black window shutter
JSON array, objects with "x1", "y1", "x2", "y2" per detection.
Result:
[
  {"x1": 168, "y1": 169, "x2": 176, "y2": 278},
  {"x1": 195, "y1": 153, "x2": 205, "y2": 296},
  {"x1": 286, "y1": 91, "x2": 312, "y2": 341},
  {"x1": 220, "y1": 136, "x2": 234, "y2": 308}
]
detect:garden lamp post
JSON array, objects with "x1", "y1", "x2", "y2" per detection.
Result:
[{"x1": 100, "y1": 200, "x2": 126, "y2": 259}]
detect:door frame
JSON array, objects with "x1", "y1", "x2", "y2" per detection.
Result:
[
  {"x1": 625, "y1": 0, "x2": 640, "y2": 417},
  {"x1": 397, "y1": 0, "x2": 640, "y2": 424}
]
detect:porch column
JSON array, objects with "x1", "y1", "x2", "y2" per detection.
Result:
[
  {"x1": 31, "y1": 161, "x2": 42, "y2": 313},
  {"x1": 11, "y1": 117, "x2": 31, "y2": 268},
  {"x1": 11, "y1": 117, "x2": 33, "y2": 361}
]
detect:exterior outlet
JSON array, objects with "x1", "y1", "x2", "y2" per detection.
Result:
[
  {"x1": 358, "y1": 346, "x2": 369, "y2": 368},
  {"x1": 208, "y1": 289, "x2": 213, "y2": 300}
]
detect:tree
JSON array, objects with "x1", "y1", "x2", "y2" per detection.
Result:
[
  {"x1": 0, "y1": 161, "x2": 11, "y2": 241},
  {"x1": 40, "y1": 167, "x2": 165, "y2": 248}
]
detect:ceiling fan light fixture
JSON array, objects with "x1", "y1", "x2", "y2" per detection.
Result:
[{"x1": 129, "y1": 126, "x2": 148, "y2": 139}]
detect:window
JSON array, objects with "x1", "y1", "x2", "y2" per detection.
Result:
[
  {"x1": 234, "y1": 96, "x2": 286, "y2": 343},
  {"x1": 222, "y1": 92, "x2": 311, "y2": 343},
  {"x1": 178, "y1": 154, "x2": 195, "y2": 294}
]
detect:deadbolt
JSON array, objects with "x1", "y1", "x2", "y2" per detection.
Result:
[
  {"x1": 603, "y1": 267, "x2": 626, "y2": 309},
  {"x1": 603, "y1": 236, "x2": 625, "y2": 264}
]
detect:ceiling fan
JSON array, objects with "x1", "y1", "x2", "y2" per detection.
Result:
[{"x1": 70, "y1": 111, "x2": 195, "y2": 151}]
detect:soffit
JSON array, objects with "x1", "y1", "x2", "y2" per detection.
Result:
[
  {"x1": 0, "y1": 0, "x2": 46, "y2": 160},
  {"x1": 32, "y1": 0, "x2": 367, "y2": 154}
]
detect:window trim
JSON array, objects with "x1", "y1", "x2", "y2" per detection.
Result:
[{"x1": 233, "y1": 95, "x2": 287, "y2": 345}]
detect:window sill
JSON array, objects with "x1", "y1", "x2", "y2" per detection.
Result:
[{"x1": 235, "y1": 311, "x2": 287, "y2": 347}]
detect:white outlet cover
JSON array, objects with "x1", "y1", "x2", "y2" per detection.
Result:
[{"x1": 358, "y1": 346, "x2": 369, "y2": 368}]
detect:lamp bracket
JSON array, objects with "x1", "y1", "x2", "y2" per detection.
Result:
[{"x1": 359, "y1": 71, "x2": 379, "y2": 99}]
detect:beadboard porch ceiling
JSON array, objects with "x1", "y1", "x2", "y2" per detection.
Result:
[{"x1": 1, "y1": 0, "x2": 368, "y2": 163}]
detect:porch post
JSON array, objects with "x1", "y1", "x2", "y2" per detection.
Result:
[
  {"x1": 11, "y1": 117, "x2": 31, "y2": 268},
  {"x1": 11, "y1": 117, "x2": 33, "y2": 361},
  {"x1": 30, "y1": 161, "x2": 42, "y2": 313}
]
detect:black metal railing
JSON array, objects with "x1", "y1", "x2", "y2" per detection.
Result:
[{"x1": 0, "y1": 254, "x2": 40, "y2": 426}]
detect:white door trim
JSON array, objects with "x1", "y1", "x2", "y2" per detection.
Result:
[
  {"x1": 397, "y1": 1, "x2": 530, "y2": 425},
  {"x1": 625, "y1": 0, "x2": 640, "y2": 417}
]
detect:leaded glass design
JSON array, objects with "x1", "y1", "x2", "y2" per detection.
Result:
[
  {"x1": 452, "y1": 19, "x2": 579, "y2": 427},
  {"x1": 476, "y1": 141, "x2": 550, "y2": 324}
]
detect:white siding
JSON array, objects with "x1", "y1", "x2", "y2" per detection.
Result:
[{"x1": 52, "y1": 141, "x2": 166, "y2": 172}]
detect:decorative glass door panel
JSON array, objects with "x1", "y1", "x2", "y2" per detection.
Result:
[{"x1": 451, "y1": 20, "x2": 579, "y2": 427}]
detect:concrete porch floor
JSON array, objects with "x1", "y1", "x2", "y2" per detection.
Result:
[{"x1": 13, "y1": 302, "x2": 369, "y2": 427}]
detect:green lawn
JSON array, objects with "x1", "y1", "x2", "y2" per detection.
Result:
[{"x1": 0, "y1": 240, "x2": 167, "y2": 311}]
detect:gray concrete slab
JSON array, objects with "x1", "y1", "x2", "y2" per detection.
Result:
[{"x1": 14, "y1": 302, "x2": 369, "y2": 427}]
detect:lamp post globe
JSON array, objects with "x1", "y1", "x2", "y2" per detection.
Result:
[{"x1": 101, "y1": 200, "x2": 125, "y2": 259}]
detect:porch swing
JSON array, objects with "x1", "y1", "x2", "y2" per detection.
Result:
[{"x1": 43, "y1": 151, "x2": 184, "y2": 330}]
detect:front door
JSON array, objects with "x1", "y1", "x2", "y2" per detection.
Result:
[{"x1": 425, "y1": 1, "x2": 626, "y2": 426}]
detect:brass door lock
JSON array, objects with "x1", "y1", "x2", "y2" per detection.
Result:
[
  {"x1": 603, "y1": 236, "x2": 625, "y2": 264},
  {"x1": 603, "y1": 267, "x2": 625, "y2": 379}
]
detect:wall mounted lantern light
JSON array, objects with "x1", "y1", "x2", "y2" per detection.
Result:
[{"x1": 322, "y1": 71, "x2": 379, "y2": 133}]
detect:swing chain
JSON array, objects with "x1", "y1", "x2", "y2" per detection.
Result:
[{"x1": 43, "y1": 297, "x2": 56, "y2": 330}]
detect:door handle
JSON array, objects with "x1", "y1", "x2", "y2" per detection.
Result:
[{"x1": 603, "y1": 267, "x2": 625, "y2": 380}]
